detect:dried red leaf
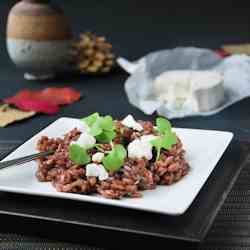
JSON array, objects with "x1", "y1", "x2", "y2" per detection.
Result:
[
  {"x1": 3, "y1": 87, "x2": 80, "y2": 114},
  {"x1": 4, "y1": 90, "x2": 33, "y2": 102},
  {"x1": 214, "y1": 49, "x2": 231, "y2": 58},
  {"x1": 37, "y1": 87, "x2": 81, "y2": 105},
  {"x1": 4, "y1": 98, "x2": 59, "y2": 115}
]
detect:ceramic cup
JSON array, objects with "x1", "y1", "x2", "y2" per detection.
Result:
[{"x1": 6, "y1": 0, "x2": 73, "y2": 80}]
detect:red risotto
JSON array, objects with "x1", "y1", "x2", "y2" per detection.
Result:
[{"x1": 36, "y1": 114, "x2": 189, "y2": 199}]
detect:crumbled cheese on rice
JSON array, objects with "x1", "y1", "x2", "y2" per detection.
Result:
[
  {"x1": 71, "y1": 132, "x2": 96, "y2": 149},
  {"x1": 92, "y1": 152, "x2": 105, "y2": 163},
  {"x1": 140, "y1": 134, "x2": 158, "y2": 143},
  {"x1": 121, "y1": 114, "x2": 143, "y2": 131},
  {"x1": 128, "y1": 134, "x2": 157, "y2": 160},
  {"x1": 86, "y1": 163, "x2": 109, "y2": 181}
]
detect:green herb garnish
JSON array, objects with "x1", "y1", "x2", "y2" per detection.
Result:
[
  {"x1": 81, "y1": 113, "x2": 116, "y2": 143},
  {"x1": 156, "y1": 117, "x2": 171, "y2": 134},
  {"x1": 96, "y1": 130, "x2": 116, "y2": 143},
  {"x1": 151, "y1": 132, "x2": 177, "y2": 160},
  {"x1": 69, "y1": 144, "x2": 91, "y2": 165},
  {"x1": 98, "y1": 115, "x2": 114, "y2": 131},
  {"x1": 90, "y1": 122, "x2": 103, "y2": 136},
  {"x1": 81, "y1": 112, "x2": 99, "y2": 127},
  {"x1": 151, "y1": 117, "x2": 177, "y2": 160},
  {"x1": 103, "y1": 144, "x2": 127, "y2": 171}
]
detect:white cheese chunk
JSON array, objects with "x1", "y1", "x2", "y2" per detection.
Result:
[
  {"x1": 71, "y1": 132, "x2": 96, "y2": 149},
  {"x1": 92, "y1": 152, "x2": 105, "y2": 163},
  {"x1": 86, "y1": 163, "x2": 109, "y2": 181},
  {"x1": 154, "y1": 70, "x2": 224, "y2": 112},
  {"x1": 140, "y1": 134, "x2": 158, "y2": 143},
  {"x1": 121, "y1": 114, "x2": 143, "y2": 131},
  {"x1": 128, "y1": 137, "x2": 154, "y2": 160}
]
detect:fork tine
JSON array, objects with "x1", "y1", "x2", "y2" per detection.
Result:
[{"x1": 0, "y1": 150, "x2": 54, "y2": 170}]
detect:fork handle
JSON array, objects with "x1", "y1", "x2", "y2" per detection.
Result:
[{"x1": 0, "y1": 150, "x2": 54, "y2": 170}]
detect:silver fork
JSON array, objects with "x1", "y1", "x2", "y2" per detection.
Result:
[{"x1": 0, "y1": 150, "x2": 54, "y2": 170}]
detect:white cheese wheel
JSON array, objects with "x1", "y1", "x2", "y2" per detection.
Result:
[{"x1": 154, "y1": 70, "x2": 224, "y2": 112}]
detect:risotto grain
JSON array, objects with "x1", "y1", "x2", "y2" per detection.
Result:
[{"x1": 36, "y1": 119, "x2": 189, "y2": 199}]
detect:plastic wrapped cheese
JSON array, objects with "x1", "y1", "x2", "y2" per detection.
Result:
[
  {"x1": 119, "y1": 48, "x2": 250, "y2": 118},
  {"x1": 154, "y1": 70, "x2": 224, "y2": 112}
]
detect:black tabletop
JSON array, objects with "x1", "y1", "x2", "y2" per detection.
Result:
[
  {"x1": 0, "y1": 1, "x2": 250, "y2": 249},
  {"x1": 1, "y1": 1, "x2": 250, "y2": 142}
]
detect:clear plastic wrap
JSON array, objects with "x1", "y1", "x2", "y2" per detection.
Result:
[{"x1": 117, "y1": 47, "x2": 250, "y2": 118}]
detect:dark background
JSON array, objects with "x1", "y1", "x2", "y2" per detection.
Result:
[
  {"x1": 0, "y1": 1, "x2": 250, "y2": 249},
  {"x1": 0, "y1": 1, "x2": 250, "y2": 142}
]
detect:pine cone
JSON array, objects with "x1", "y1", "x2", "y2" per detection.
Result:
[{"x1": 71, "y1": 32, "x2": 115, "y2": 74}]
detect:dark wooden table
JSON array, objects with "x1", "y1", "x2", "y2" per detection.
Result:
[{"x1": 0, "y1": 1, "x2": 250, "y2": 249}]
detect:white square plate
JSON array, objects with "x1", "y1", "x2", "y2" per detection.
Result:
[{"x1": 0, "y1": 118, "x2": 233, "y2": 215}]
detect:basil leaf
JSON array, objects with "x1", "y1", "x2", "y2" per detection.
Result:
[
  {"x1": 81, "y1": 112, "x2": 99, "y2": 127},
  {"x1": 69, "y1": 144, "x2": 91, "y2": 165},
  {"x1": 99, "y1": 115, "x2": 114, "y2": 131},
  {"x1": 156, "y1": 117, "x2": 171, "y2": 134},
  {"x1": 82, "y1": 113, "x2": 116, "y2": 143},
  {"x1": 150, "y1": 131, "x2": 177, "y2": 161},
  {"x1": 89, "y1": 121, "x2": 102, "y2": 136},
  {"x1": 162, "y1": 132, "x2": 177, "y2": 150},
  {"x1": 114, "y1": 144, "x2": 127, "y2": 159},
  {"x1": 103, "y1": 144, "x2": 127, "y2": 171},
  {"x1": 96, "y1": 130, "x2": 116, "y2": 143}
]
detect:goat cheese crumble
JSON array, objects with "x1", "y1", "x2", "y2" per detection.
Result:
[
  {"x1": 127, "y1": 134, "x2": 157, "y2": 160},
  {"x1": 86, "y1": 163, "x2": 109, "y2": 181},
  {"x1": 140, "y1": 134, "x2": 158, "y2": 143},
  {"x1": 92, "y1": 152, "x2": 105, "y2": 163},
  {"x1": 71, "y1": 132, "x2": 96, "y2": 149},
  {"x1": 121, "y1": 114, "x2": 143, "y2": 131}
]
